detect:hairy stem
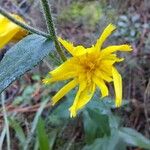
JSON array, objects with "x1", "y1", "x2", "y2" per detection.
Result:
[{"x1": 40, "y1": 0, "x2": 67, "y2": 62}]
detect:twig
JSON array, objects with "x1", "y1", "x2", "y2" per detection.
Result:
[
  {"x1": 0, "y1": 102, "x2": 52, "y2": 116},
  {"x1": 23, "y1": 98, "x2": 50, "y2": 150},
  {"x1": 66, "y1": 132, "x2": 79, "y2": 150},
  {"x1": 144, "y1": 79, "x2": 150, "y2": 132},
  {"x1": 1, "y1": 92, "x2": 11, "y2": 150}
]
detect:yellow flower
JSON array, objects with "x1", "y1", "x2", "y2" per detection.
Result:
[
  {"x1": 43, "y1": 24, "x2": 132, "y2": 117},
  {"x1": 0, "y1": 14, "x2": 28, "y2": 49}
]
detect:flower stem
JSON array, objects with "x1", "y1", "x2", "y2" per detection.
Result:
[
  {"x1": 0, "y1": 7, "x2": 50, "y2": 38},
  {"x1": 40, "y1": 0, "x2": 67, "y2": 62}
]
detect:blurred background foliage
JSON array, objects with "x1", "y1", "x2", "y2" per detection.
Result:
[{"x1": 0, "y1": 0, "x2": 150, "y2": 150}]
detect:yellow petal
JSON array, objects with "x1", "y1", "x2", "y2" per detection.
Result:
[
  {"x1": 101, "y1": 45, "x2": 132, "y2": 57},
  {"x1": 101, "y1": 54, "x2": 124, "y2": 62},
  {"x1": 51, "y1": 58, "x2": 75, "y2": 75},
  {"x1": 69, "y1": 83, "x2": 95, "y2": 117},
  {"x1": 93, "y1": 76, "x2": 109, "y2": 98},
  {"x1": 86, "y1": 46, "x2": 97, "y2": 54},
  {"x1": 10, "y1": 15, "x2": 27, "y2": 41},
  {"x1": 58, "y1": 37, "x2": 87, "y2": 56},
  {"x1": 94, "y1": 69, "x2": 112, "y2": 82},
  {"x1": 42, "y1": 71, "x2": 76, "y2": 84},
  {"x1": 74, "y1": 46, "x2": 87, "y2": 56},
  {"x1": 69, "y1": 89, "x2": 82, "y2": 118},
  {"x1": 95, "y1": 24, "x2": 116, "y2": 50},
  {"x1": 98, "y1": 61, "x2": 114, "y2": 77},
  {"x1": 101, "y1": 60, "x2": 116, "y2": 66},
  {"x1": 69, "y1": 80, "x2": 87, "y2": 117},
  {"x1": 11, "y1": 28, "x2": 27, "y2": 42},
  {"x1": 0, "y1": 15, "x2": 8, "y2": 32},
  {"x1": 112, "y1": 67, "x2": 122, "y2": 107},
  {"x1": 111, "y1": 57, "x2": 124, "y2": 62},
  {"x1": 42, "y1": 78, "x2": 51, "y2": 84},
  {"x1": 58, "y1": 37, "x2": 74, "y2": 54},
  {"x1": 0, "y1": 14, "x2": 27, "y2": 48},
  {"x1": 44, "y1": 59, "x2": 77, "y2": 83},
  {"x1": 0, "y1": 26, "x2": 19, "y2": 48},
  {"x1": 52, "y1": 78, "x2": 78, "y2": 105}
]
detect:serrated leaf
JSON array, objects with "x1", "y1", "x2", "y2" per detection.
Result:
[
  {"x1": 0, "y1": 34, "x2": 54, "y2": 93},
  {"x1": 119, "y1": 127, "x2": 150, "y2": 149}
]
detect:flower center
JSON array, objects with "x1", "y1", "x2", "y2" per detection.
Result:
[
  {"x1": 77, "y1": 52, "x2": 101, "y2": 76},
  {"x1": 85, "y1": 62, "x2": 95, "y2": 72}
]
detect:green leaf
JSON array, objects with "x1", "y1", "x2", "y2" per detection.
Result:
[
  {"x1": 82, "y1": 108, "x2": 111, "y2": 143},
  {"x1": 85, "y1": 96, "x2": 129, "y2": 111},
  {"x1": 0, "y1": 34, "x2": 54, "y2": 94},
  {"x1": 83, "y1": 110, "x2": 98, "y2": 143},
  {"x1": 8, "y1": 117, "x2": 26, "y2": 147},
  {"x1": 49, "y1": 130, "x2": 57, "y2": 150},
  {"x1": 37, "y1": 118, "x2": 49, "y2": 150},
  {"x1": 88, "y1": 109, "x2": 111, "y2": 137},
  {"x1": 37, "y1": 118, "x2": 57, "y2": 150},
  {"x1": 119, "y1": 127, "x2": 150, "y2": 149},
  {"x1": 48, "y1": 99, "x2": 70, "y2": 126},
  {"x1": 82, "y1": 134, "x2": 126, "y2": 150},
  {"x1": 47, "y1": 91, "x2": 73, "y2": 126}
]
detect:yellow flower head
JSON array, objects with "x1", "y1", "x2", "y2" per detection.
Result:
[
  {"x1": 0, "y1": 14, "x2": 28, "y2": 49},
  {"x1": 43, "y1": 24, "x2": 132, "y2": 117}
]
